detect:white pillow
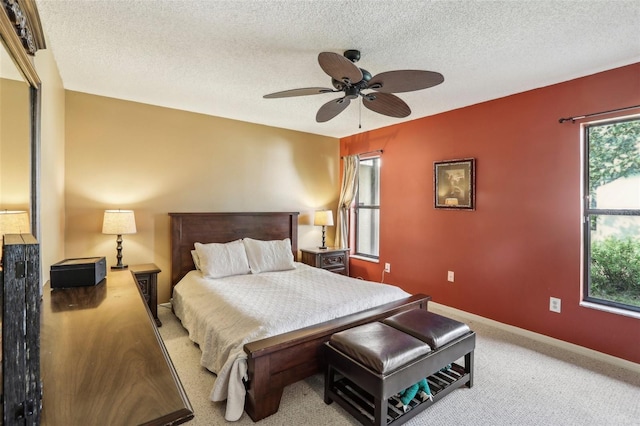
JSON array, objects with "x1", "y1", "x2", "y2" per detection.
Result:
[
  {"x1": 243, "y1": 238, "x2": 296, "y2": 274},
  {"x1": 191, "y1": 250, "x2": 201, "y2": 270},
  {"x1": 194, "y1": 240, "x2": 250, "y2": 279}
]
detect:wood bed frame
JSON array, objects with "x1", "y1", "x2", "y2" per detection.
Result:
[{"x1": 169, "y1": 212, "x2": 430, "y2": 421}]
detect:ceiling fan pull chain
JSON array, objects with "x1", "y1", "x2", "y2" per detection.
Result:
[{"x1": 359, "y1": 98, "x2": 362, "y2": 129}]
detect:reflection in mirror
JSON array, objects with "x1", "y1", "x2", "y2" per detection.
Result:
[
  {"x1": 1, "y1": 44, "x2": 31, "y2": 220},
  {"x1": 0, "y1": 0, "x2": 45, "y2": 421}
]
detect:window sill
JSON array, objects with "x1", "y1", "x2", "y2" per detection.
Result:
[
  {"x1": 580, "y1": 301, "x2": 640, "y2": 320},
  {"x1": 350, "y1": 254, "x2": 379, "y2": 264}
]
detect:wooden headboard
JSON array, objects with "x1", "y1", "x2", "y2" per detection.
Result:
[{"x1": 169, "y1": 212, "x2": 299, "y2": 286}]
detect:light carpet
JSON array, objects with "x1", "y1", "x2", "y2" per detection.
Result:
[{"x1": 157, "y1": 304, "x2": 640, "y2": 425}]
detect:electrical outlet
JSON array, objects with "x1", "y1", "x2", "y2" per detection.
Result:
[
  {"x1": 384, "y1": 263, "x2": 391, "y2": 273},
  {"x1": 549, "y1": 297, "x2": 561, "y2": 313},
  {"x1": 447, "y1": 271, "x2": 454, "y2": 282}
]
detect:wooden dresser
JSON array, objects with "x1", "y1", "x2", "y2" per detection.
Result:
[
  {"x1": 40, "y1": 268, "x2": 193, "y2": 425},
  {"x1": 130, "y1": 263, "x2": 162, "y2": 327}
]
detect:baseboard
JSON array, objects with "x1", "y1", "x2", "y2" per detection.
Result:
[{"x1": 430, "y1": 302, "x2": 640, "y2": 373}]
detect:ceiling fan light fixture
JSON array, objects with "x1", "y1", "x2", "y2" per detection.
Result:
[
  {"x1": 263, "y1": 49, "x2": 443, "y2": 123},
  {"x1": 345, "y1": 86, "x2": 359, "y2": 99}
]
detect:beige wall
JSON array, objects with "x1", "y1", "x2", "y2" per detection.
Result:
[
  {"x1": 0, "y1": 78, "x2": 30, "y2": 211},
  {"x1": 35, "y1": 45, "x2": 66, "y2": 280},
  {"x1": 0, "y1": 78, "x2": 31, "y2": 211},
  {"x1": 64, "y1": 92, "x2": 340, "y2": 302},
  {"x1": 0, "y1": 44, "x2": 65, "y2": 280}
]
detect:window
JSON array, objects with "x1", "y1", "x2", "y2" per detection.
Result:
[
  {"x1": 583, "y1": 116, "x2": 640, "y2": 313},
  {"x1": 355, "y1": 156, "x2": 380, "y2": 258}
]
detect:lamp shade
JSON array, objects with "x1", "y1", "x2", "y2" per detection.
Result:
[
  {"x1": 314, "y1": 210, "x2": 334, "y2": 227},
  {"x1": 102, "y1": 210, "x2": 137, "y2": 235},
  {"x1": 0, "y1": 210, "x2": 30, "y2": 235}
]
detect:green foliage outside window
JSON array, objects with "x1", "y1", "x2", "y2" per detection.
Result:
[
  {"x1": 590, "y1": 236, "x2": 640, "y2": 308},
  {"x1": 587, "y1": 118, "x2": 640, "y2": 310},
  {"x1": 588, "y1": 120, "x2": 640, "y2": 199}
]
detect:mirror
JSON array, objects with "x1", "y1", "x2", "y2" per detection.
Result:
[
  {"x1": 0, "y1": 0, "x2": 45, "y2": 422},
  {"x1": 1, "y1": 45, "x2": 31, "y2": 216},
  {"x1": 0, "y1": 0, "x2": 45, "y2": 238}
]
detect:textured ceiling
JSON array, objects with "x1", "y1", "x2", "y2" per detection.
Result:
[{"x1": 35, "y1": 0, "x2": 640, "y2": 139}]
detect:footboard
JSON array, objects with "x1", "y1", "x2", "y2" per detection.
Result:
[{"x1": 243, "y1": 294, "x2": 431, "y2": 421}]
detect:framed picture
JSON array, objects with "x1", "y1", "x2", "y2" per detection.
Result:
[{"x1": 434, "y1": 158, "x2": 476, "y2": 210}]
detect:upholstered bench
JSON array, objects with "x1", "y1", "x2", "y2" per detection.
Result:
[{"x1": 324, "y1": 310, "x2": 475, "y2": 426}]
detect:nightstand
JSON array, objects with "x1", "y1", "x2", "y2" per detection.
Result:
[
  {"x1": 130, "y1": 263, "x2": 162, "y2": 327},
  {"x1": 300, "y1": 247, "x2": 350, "y2": 276}
]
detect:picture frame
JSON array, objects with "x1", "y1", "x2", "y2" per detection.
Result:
[{"x1": 434, "y1": 158, "x2": 476, "y2": 210}]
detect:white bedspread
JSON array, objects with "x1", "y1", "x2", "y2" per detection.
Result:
[{"x1": 172, "y1": 262, "x2": 410, "y2": 421}]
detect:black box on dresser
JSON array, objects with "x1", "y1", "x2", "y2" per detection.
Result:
[{"x1": 50, "y1": 256, "x2": 107, "y2": 288}]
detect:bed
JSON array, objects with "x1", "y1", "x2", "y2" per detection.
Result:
[{"x1": 169, "y1": 212, "x2": 430, "y2": 422}]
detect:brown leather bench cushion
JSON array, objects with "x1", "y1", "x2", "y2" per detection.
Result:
[
  {"x1": 329, "y1": 322, "x2": 431, "y2": 374},
  {"x1": 383, "y1": 309, "x2": 471, "y2": 350}
]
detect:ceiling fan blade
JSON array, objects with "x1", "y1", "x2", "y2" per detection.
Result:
[
  {"x1": 363, "y1": 92, "x2": 411, "y2": 118},
  {"x1": 316, "y1": 97, "x2": 351, "y2": 122},
  {"x1": 318, "y1": 52, "x2": 363, "y2": 85},
  {"x1": 368, "y1": 70, "x2": 444, "y2": 93},
  {"x1": 263, "y1": 87, "x2": 335, "y2": 98}
]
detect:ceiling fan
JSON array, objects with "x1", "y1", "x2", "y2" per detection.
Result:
[{"x1": 263, "y1": 49, "x2": 444, "y2": 123}]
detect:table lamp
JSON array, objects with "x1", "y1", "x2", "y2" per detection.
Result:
[
  {"x1": 0, "y1": 210, "x2": 30, "y2": 235},
  {"x1": 0, "y1": 210, "x2": 30, "y2": 264},
  {"x1": 314, "y1": 209, "x2": 334, "y2": 250},
  {"x1": 102, "y1": 209, "x2": 137, "y2": 270}
]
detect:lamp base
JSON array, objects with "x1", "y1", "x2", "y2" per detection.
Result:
[
  {"x1": 319, "y1": 226, "x2": 329, "y2": 250},
  {"x1": 111, "y1": 264, "x2": 128, "y2": 270}
]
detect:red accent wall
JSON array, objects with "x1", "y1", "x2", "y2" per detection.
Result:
[{"x1": 341, "y1": 63, "x2": 640, "y2": 364}]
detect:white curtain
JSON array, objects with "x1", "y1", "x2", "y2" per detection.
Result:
[{"x1": 335, "y1": 155, "x2": 359, "y2": 249}]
